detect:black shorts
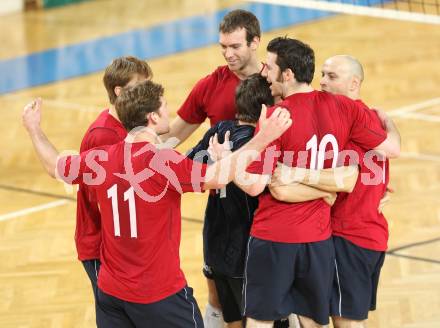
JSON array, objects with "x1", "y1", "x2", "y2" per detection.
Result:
[
  {"x1": 242, "y1": 236, "x2": 335, "y2": 325},
  {"x1": 330, "y1": 236, "x2": 385, "y2": 320},
  {"x1": 82, "y1": 259, "x2": 101, "y2": 300},
  {"x1": 212, "y1": 271, "x2": 243, "y2": 323},
  {"x1": 96, "y1": 287, "x2": 203, "y2": 328}
]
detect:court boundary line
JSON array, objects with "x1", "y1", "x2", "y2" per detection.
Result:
[
  {"x1": 387, "y1": 237, "x2": 440, "y2": 265},
  {"x1": 0, "y1": 199, "x2": 69, "y2": 222},
  {"x1": 387, "y1": 252, "x2": 440, "y2": 265},
  {"x1": 400, "y1": 152, "x2": 440, "y2": 162},
  {"x1": 387, "y1": 237, "x2": 440, "y2": 253},
  {"x1": 388, "y1": 97, "x2": 440, "y2": 117},
  {"x1": 0, "y1": 184, "x2": 76, "y2": 201},
  {"x1": 395, "y1": 112, "x2": 440, "y2": 123},
  {"x1": 248, "y1": 0, "x2": 440, "y2": 24},
  {"x1": 0, "y1": 183, "x2": 204, "y2": 224}
]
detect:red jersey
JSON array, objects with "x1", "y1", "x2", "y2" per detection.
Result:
[
  {"x1": 58, "y1": 142, "x2": 206, "y2": 303},
  {"x1": 247, "y1": 91, "x2": 387, "y2": 243},
  {"x1": 177, "y1": 65, "x2": 240, "y2": 126},
  {"x1": 332, "y1": 102, "x2": 389, "y2": 251},
  {"x1": 76, "y1": 109, "x2": 127, "y2": 260}
]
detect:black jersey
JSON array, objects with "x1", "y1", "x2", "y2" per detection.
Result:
[{"x1": 187, "y1": 120, "x2": 258, "y2": 277}]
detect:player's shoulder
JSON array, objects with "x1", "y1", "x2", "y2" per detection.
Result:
[
  {"x1": 87, "y1": 110, "x2": 124, "y2": 136},
  {"x1": 317, "y1": 92, "x2": 359, "y2": 114},
  {"x1": 329, "y1": 92, "x2": 356, "y2": 106},
  {"x1": 193, "y1": 65, "x2": 229, "y2": 89},
  {"x1": 211, "y1": 65, "x2": 236, "y2": 80},
  {"x1": 87, "y1": 109, "x2": 110, "y2": 128},
  {"x1": 214, "y1": 120, "x2": 236, "y2": 133},
  {"x1": 213, "y1": 65, "x2": 231, "y2": 75}
]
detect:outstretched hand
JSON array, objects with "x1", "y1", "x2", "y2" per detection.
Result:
[
  {"x1": 258, "y1": 104, "x2": 292, "y2": 142},
  {"x1": 23, "y1": 98, "x2": 42, "y2": 133},
  {"x1": 207, "y1": 130, "x2": 231, "y2": 162}
]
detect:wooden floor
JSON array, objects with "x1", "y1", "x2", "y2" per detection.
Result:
[{"x1": 0, "y1": 1, "x2": 440, "y2": 327}]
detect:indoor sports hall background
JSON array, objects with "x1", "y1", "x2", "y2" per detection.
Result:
[{"x1": 0, "y1": 0, "x2": 439, "y2": 327}]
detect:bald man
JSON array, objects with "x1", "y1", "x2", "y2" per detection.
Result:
[
  {"x1": 320, "y1": 55, "x2": 395, "y2": 328},
  {"x1": 320, "y1": 55, "x2": 364, "y2": 99}
]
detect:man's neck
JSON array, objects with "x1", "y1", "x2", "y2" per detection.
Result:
[
  {"x1": 108, "y1": 105, "x2": 120, "y2": 121},
  {"x1": 348, "y1": 90, "x2": 361, "y2": 101},
  {"x1": 237, "y1": 120, "x2": 256, "y2": 127},
  {"x1": 284, "y1": 83, "x2": 314, "y2": 98},
  {"x1": 125, "y1": 127, "x2": 160, "y2": 144},
  {"x1": 232, "y1": 58, "x2": 262, "y2": 80}
]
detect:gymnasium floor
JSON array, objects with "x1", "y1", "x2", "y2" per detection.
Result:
[{"x1": 0, "y1": 0, "x2": 439, "y2": 327}]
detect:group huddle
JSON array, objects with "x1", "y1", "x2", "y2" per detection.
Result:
[{"x1": 22, "y1": 9, "x2": 400, "y2": 328}]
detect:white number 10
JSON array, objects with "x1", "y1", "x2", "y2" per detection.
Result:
[
  {"x1": 107, "y1": 185, "x2": 138, "y2": 238},
  {"x1": 306, "y1": 134, "x2": 339, "y2": 169}
]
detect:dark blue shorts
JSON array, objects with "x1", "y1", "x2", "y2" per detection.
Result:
[
  {"x1": 82, "y1": 259, "x2": 101, "y2": 300},
  {"x1": 212, "y1": 271, "x2": 243, "y2": 323},
  {"x1": 331, "y1": 236, "x2": 385, "y2": 320},
  {"x1": 96, "y1": 287, "x2": 203, "y2": 328},
  {"x1": 242, "y1": 236, "x2": 335, "y2": 325}
]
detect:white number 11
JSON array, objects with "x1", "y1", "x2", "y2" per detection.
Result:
[{"x1": 107, "y1": 185, "x2": 138, "y2": 238}]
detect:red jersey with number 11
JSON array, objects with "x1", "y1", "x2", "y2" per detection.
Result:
[{"x1": 58, "y1": 142, "x2": 206, "y2": 303}]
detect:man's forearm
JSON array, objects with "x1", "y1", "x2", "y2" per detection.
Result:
[
  {"x1": 204, "y1": 131, "x2": 272, "y2": 190},
  {"x1": 161, "y1": 116, "x2": 200, "y2": 147},
  {"x1": 272, "y1": 165, "x2": 359, "y2": 192},
  {"x1": 302, "y1": 166, "x2": 359, "y2": 192},
  {"x1": 27, "y1": 127, "x2": 60, "y2": 178},
  {"x1": 269, "y1": 183, "x2": 330, "y2": 203}
]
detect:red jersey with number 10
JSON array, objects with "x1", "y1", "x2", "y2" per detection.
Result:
[{"x1": 247, "y1": 91, "x2": 387, "y2": 244}]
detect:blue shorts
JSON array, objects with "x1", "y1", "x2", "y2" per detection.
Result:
[
  {"x1": 331, "y1": 236, "x2": 385, "y2": 320},
  {"x1": 242, "y1": 237, "x2": 335, "y2": 325},
  {"x1": 212, "y1": 271, "x2": 243, "y2": 323},
  {"x1": 96, "y1": 287, "x2": 203, "y2": 328},
  {"x1": 82, "y1": 259, "x2": 101, "y2": 299}
]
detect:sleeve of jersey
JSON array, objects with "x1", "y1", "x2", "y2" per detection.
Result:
[
  {"x1": 56, "y1": 148, "x2": 108, "y2": 185},
  {"x1": 177, "y1": 74, "x2": 212, "y2": 124},
  {"x1": 347, "y1": 100, "x2": 387, "y2": 150},
  {"x1": 85, "y1": 128, "x2": 121, "y2": 150},
  {"x1": 167, "y1": 152, "x2": 208, "y2": 193},
  {"x1": 245, "y1": 122, "x2": 281, "y2": 176},
  {"x1": 56, "y1": 152, "x2": 89, "y2": 185}
]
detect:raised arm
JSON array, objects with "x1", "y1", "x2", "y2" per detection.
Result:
[
  {"x1": 22, "y1": 98, "x2": 60, "y2": 178},
  {"x1": 161, "y1": 116, "x2": 201, "y2": 147},
  {"x1": 203, "y1": 106, "x2": 292, "y2": 191},
  {"x1": 271, "y1": 164, "x2": 359, "y2": 193}
]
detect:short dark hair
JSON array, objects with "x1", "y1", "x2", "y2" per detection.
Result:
[
  {"x1": 267, "y1": 37, "x2": 315, "y2": 84},
  {"x1": 219, "y1": 9, "x2": 261, "y2": 45},
  {"x1": 103, "y1": 56, "x2": 153, "y2": 105},
  {"x1": 235, "y1": 74, "x2": 274, "y2": 123},
  {"x1": 115, "y1": 80, "x2": 164, "y2": 131}
]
